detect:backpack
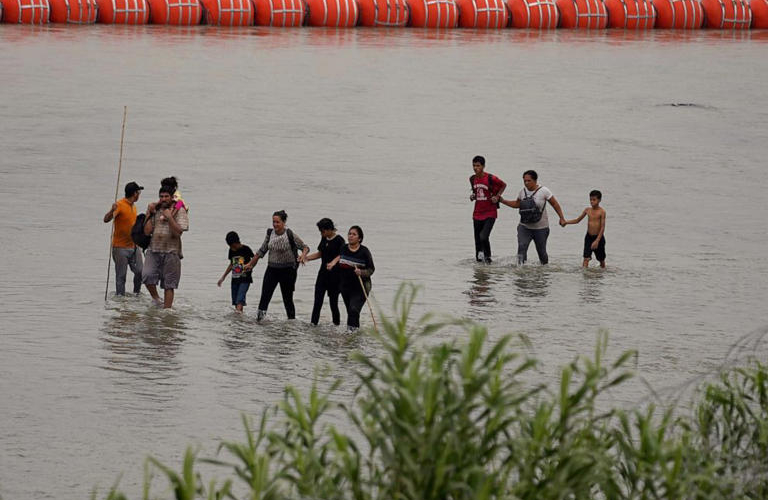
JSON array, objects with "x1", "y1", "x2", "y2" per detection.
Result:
[
  {"x1": 470, "y1": 173, "x2": 500, "y2": 208},
  {"x1": 267, "y1": 228, "x2": 299, "y2": 269},
  {"x1": 519, "y1": 187, "x2": 544, "y2": 224},
  {"x1": 131, "y1": 213, "x2": 151, "y2": 250}
]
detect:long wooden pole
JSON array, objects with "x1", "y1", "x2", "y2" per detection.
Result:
[
  {"x1": 357, "y1": 274, "x2": 378, "y2": 333},
  {"x1": 104, "y1": 106, "x2": 128, "y2": 302}
]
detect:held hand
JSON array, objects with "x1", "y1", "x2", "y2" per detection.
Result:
[
  {"x1": 326, "y1": 262, "x2": 335, "y2": 271},
  {"x1": 490, "y1": 196, "x2": 499, "y2": 204},
  {"x1": 559, "y1": 218, "x2": 567, "y2": 227},
  {"x1": 244, "y1": 263, "x2": 252, "y2": 271},
  {"x1": 354, "y1": 268, "x2": 362, "y2": 276}
]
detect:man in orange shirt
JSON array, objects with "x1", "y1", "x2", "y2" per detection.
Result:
[{"x1": 103, "y1": 182, "x2": 144, "y2": 296}]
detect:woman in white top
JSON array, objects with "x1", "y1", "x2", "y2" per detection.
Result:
[{"x1": 499, "y1": 170, "x2": 566, "y2": 265}]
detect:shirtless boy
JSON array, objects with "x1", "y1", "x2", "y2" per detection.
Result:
[{"x1": 563, "y1": 190, "x2": 606, "y2": 268}]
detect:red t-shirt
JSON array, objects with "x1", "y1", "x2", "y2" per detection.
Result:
[{"x1": 471, "y1": 173, "x2": 506, "y2": 220}]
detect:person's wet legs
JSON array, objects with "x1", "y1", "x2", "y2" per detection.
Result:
[
  {"x1": 112, "y1": 247, "x2": 129, "y2": 295},
  {"x1": 278, "y1": 268, "x2": 297, "y2": 319},
  {"x1": 311, "y1": 275, "x2": 327, "y2": 325},
  {"x1": 532, "y1": 227, "x2": 550, "y2": 265},
  {"x1": 257, "y1": 267, "x2": 280, "y2": 319},
  {"x1": 517, "y1": 225, "x2": 534, "y2": 265},
  {"x1": 129, "y1": 248, "x2": 143, "y2": 294},
  {"x1": 328, "y1": 288, "x2": 341, "y2": 326}
]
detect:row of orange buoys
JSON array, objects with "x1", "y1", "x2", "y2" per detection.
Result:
[{"x1": 1, "y1": 0, "x2": 766, "y2": 28}]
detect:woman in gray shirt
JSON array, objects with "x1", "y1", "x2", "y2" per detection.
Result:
[
  {"x1": 245, "y1": 210, "x2": 309, "y2": 321},
  {"x1": 499, "y1": 170, "x2": 566, "y2": 265}
]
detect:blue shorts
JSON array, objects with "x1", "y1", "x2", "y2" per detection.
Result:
[{"x1": 231, "y1": 281, "x2": 250, "y2": 306}]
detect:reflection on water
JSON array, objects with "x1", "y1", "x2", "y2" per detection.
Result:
[
  {"x1": 466, "y1": 264, "x2": 499, "y2": 308},
  {"x1": 579, "y1": 267, "x2": 605, "y2": 303},
  {"x1": 512, "y1": 265, "x2": 551, "y2": 300},
  {"x1": 100, "y1": 299, "x2": 186, "y2": 403}
]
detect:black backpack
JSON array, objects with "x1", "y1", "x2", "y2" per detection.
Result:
[
  {"x1": 267, "y1": 228, "x2": 299, "y2": 269},
  {"x1": 131, "y1": 213, "x2": 151, "y2": 250},
  {"x1": 470, "y1": 173, "x2": 500, "y2": 208},
  {"x1": 519, "y1": 187, "x2": 544, "y2": 224}
]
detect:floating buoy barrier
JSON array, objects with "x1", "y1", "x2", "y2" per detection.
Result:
[
  {"x1": 556, "y1": 0, "x2": 607, "y2": 27},
  {"x1": 701, "y1": 0, "x2": 750, "y2": 28},
  {"x1": 148, "y1": 0, "x2": 202, "y2": 24},
  {"x1": 455, "y1": 0, "x2": 508, "y2": 27},
  {"x1": 748, "y1": 0, "x2": 768, "y2": 27},
  {"x1": 95, "y1": 0, "x2": 148, "y2": 22},
  {"x1": 200, "y1": 0, "x2": 253, "y2": 25},
  {"x1": 1, "y1": 0, "x2": 50, "y2": 23},
  {"x1": 651, "y1": 0, "x2": 703, "y2": 28},
  {"x1": 357, "y1": 0, "x2": 408, "y2": 26},
  {"x1": 507, "y1": 0, "x2": 558, "y2": 28},
  {"x1": 305, "y1": 0, "x2": 358, "y2": 25},
  {"x1": 407, "y1": 0, "x2": 459, "y2": 26},
  {"x1": 604, "y1": 0, "x2": 654, "y2": 27},
  {"x1": 49, "y1": 0, "x2": 98, "y2": 22},
  {"x1": 253, "y1": 0, "x2": 304, "y2": 25}
]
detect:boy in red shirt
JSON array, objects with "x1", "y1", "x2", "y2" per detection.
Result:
[{"x1": 469, "y1": 156, "x2": 506, "y2": 263}]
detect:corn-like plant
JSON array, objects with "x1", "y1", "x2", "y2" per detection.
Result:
[{"x1": 96, "y1": 283, "x2": 768, "y2": 500}]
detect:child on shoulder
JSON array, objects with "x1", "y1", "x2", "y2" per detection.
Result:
[
  {"x1": 563, "y1": 190, "x2": 606, "y2": 268},
  {"x1": 217, "y1": 231, "x2": 255, "y2": 312}
]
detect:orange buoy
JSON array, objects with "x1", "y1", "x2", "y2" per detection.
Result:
[
  {"x1": 651, "y1": 0, "x2": 703, "y2": 27},
  {"x1": 407, "y1": 0, "x2": 459, "y2": 26},
  {"x1": 147, "y1": 0, "x2": 202, "y2": 24},
  {"x1": 507, "y1": 0, "x2": 558, "y2": 28},
  {"x1": 357, "y1": 0, "x2": 408, "y2": 26},
  {"x1": 305, "y1": 0, "x2": 357, "y2": 25},
  {"x1": 1, "y1": 0, "x2": 50, "y2": 23},
  {"x1": 49, "y1": 0, "x2": 97, "y2": 22},
  {"x1": 200, "y1": 0, "x2": 252, "y2": 25},
  {"x1": 701, "y1": 0, "x2": 750, "y2": 27},
  {"x1": 253, "y1": 0, "x2": 305, "y2": 25},
  {"x1": 749, "y1": 0, "x2": 768, "y2": 27},
  {"x1": 455, "y1": 0, "x2": 508, "y2": 27},
  {"x1": 95, "y1": 0, "x2": 148, "y2": 22},
  {"x1": 556, "y1": 0, "x2": 607, "y2": 27},
  {"x1": 604, "y1": 0, "x2": 654, "y2": 27}
]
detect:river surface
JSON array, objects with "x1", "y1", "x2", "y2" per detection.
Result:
[{"x1": 1, "y1": 25, "x2": 767, "y2": 499}]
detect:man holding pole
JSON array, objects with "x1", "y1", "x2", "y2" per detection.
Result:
[{"x1": 103, "y1": 181, "x2": 144, "y2": 296}]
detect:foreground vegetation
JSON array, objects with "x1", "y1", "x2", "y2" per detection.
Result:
[{"x1": 99, "y1": 284, "x2": 768, "y2": 500}]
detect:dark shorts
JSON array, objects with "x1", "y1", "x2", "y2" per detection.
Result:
[
  {"x1": 142, "y1": 251, "x2": 182, "y2": 289},
  {"x1": 584, "y1": 233, "x2": 606, "y2": 261}
]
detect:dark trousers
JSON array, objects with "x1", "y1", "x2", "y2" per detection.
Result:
[
  {"x1": 517, "y1": 225, "x2": 550, "y2": 265},
  {"x1": 258, "y1": 266, "x2": 297, "y2": 319},
  {"x1": 311, "y1": 273, "x2": 340, "y2": 325},
  {"x1": 473, "y1": 218, "x2": 495, "y2": 260},
  {"x1": 341, "y1": 288, "x2": 366, "y2": 329}
]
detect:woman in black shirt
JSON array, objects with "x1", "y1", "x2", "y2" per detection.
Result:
[
  {"x1": 330, "y1": 225, "x2": 375, "y2": 331},
  {"x1": 305, "y1": 218, "x2": 345, "y2": 326}
]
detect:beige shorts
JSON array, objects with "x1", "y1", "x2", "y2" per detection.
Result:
[{"x1": 142, "y1": 251, "x2": 181, "y2": 289}]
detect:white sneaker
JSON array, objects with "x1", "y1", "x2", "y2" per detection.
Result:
[
  {"x1": 257, "y1": 310, "x2": 266, "y2": 321},
  {"x1": 477, "y1": 251, "x2": 485, "y2": 262}
]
